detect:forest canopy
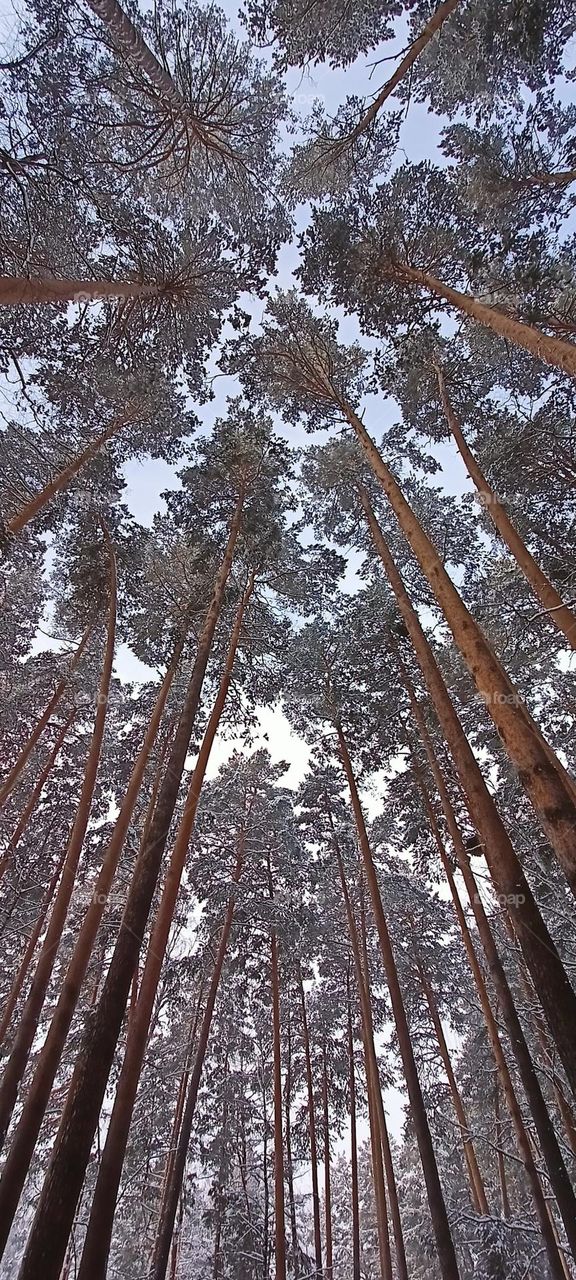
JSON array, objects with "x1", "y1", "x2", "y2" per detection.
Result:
[{"x1": 1, "y1": 1, "x2": 576, "y2": 1278}]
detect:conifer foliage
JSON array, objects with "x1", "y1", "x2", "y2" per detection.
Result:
[{"x1": 1, "y1": 0, "x2": 576, "y2": 1277}]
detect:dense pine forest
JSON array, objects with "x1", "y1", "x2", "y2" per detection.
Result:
[{"x1": 1, "y1": 0, "x2": 576, "y2": 1276}]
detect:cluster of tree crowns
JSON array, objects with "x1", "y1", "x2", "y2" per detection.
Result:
[{"x1": 1, "y1": 0, "x2": 576, "y2": 1277}]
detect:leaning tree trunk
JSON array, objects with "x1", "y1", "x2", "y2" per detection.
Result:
[
  {"x1": 0, "y1": 276, "x2": 165, "y2": 307},
  {"x1": 434, "y1": 358, "x2": 576, "y2": 649},
  {"x1": 330, "y1": 0, "x2": 459, "y2": 158},
  {"x1": 346, "y1": 972, "x2": 361, "y2": 1280},
  {"x1": 16, "y1": 488, "x2": 245, "y2": 1280},
  {"x1": 84, "y1": 0, "x2": 212, "y2": 146},
  {"x1": 0, "y1": 636, "x2": 183, "y2": 1252},
  {"x1": 415, "y1": 957, "x2": 489, "y2": 1216},
  {"x1": 384, "y1": 262, "x2": 576, "y2": 378},
  {"x1": 76, "y1": 579, "x2": 254, "y2": 1279},
  {"x1": 0, "y1": 530, "x2": 117, "y2": 1148},
  {"x1": 6, "y1": 409, "x2": 136, "y2": 535},
  {"x1": 0, "y1": 846, "x2": 67, "y2": 1047},
  {"x1": 404, "y1": 703, "x2": 576, "y2": 1270},
  {"x1": 357, "y1": 481, "x2": 576, "y2": 1096},
  {"x1": 0, "y1": 710, "x2": 75, "y2": 877},
  {"x1": 494, "y1": 1084, "x2": 511, "y2": 1220},
  {"x1": 297, "y1": 965, "x2": 323, "y2": 1279},
  {"x1": 321, "y1": 1044, "x2": 333, "y2": 1280},
  {"x1": 0, "y1": 624, "x2": 92, "y2": 808},
  {"x1": 336, "y1": 727, "x2": 461, "y2": 1280},
  {"x1": 349, "y1": 433, "x2": 576, "y2": 895}
]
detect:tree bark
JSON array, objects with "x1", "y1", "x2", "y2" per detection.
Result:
[
  {"x1": 321, "y1": 1044, "x2": 333, "y2": 1280},
  {"x1": 297, "y1": 966, "x2": 323, "y2": 1279},
  {"x1": 404, "y1": 706, "x2": 576, "y2": 1270},
  {"x1": 386, "y1": 262, "x2": 576, "y2": 378},
  {"x1": 0, "y1": 846, "x2": 67, "y2": 1047},
  {"x1": 0, "y1": 625, "x2": 92, "y2": 808},
  {"x1": 7, "y1": 410, "x2": 136, "y2": 535},
  {"x1": 416, "y1": 958, "x2": 489, "y2": 1215},
  {"x1": 0, "y1": 637, "x2": 182, "y2": 1252},
  {"x1": 434, "y1": 358, "x2": 576, "y2": 649},
  {"x1": 350, "y1": 434, "x2": 576, "y2": 896},
  {"x1": 336, "y1": 725, "x2": 461, "y2": 1280},
  {"x1": 357, "y1": 481, "x2": 576, "y2": 1095},
  {"x1": 334, "y1": 841, "x2": 403, "y2": 1280},
  {"x1": 346, "y1": 972, "x2": 361, "y2": 1280},
  {"x1": 76, "y1": 578, "x2": 254, "y2": 1279},
  {"x1": 270, "y1": 925, "x2": 287, "y2": 1280},
  {"x1": 147, "y1": 840, "x2": 245, "y2": 1280},
  {"x1": 16, "y1": 489, "x2": 245, "y2": 1280},
  {"x1": 494, "y1": 1084, "x2": 511, "y2": 1220},
  {"x1": 329, "y1": 0, "x2": 459, "y2": 157},
  {"x1": 284, "y1": 1006, "x2": 300, "y2": 1278},
  {"x1": 0, "y1": 276, "x2": 164, "y2": 307},
  {"x1": 0, "y1": 710, "x2": 75, "y2": 877},
  {"x1": 0, "y1": 530, "x2": 117, "y2": 1148}
]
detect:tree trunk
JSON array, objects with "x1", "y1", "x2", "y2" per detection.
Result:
[
  {"x1": 335, "y1": 729, "x2": 460, "y2": 1280},
  {"x1": 0, "y1": 638, "x2": 182, "y2": 1253},
  {"x1": 346, "y1": 972, "x2": 361, "y2": 1280},
  {"x1": 76, "y1": 578, "x2": 254, "y2": 1279},
  {"x1": 7, "y1": 410, "x2": 136, "y2": 535},
  {"x1": 0, "y1": 276, "x2": 164, "y2": 307},
  {"x1": 494, "y1": 1084, "x2": 511, "y2": 1220},
  {"x1": 297, "y1": 966, "x2": 323, "y2": 1279},
  {"x1": 330, "y1": 0, "x2": 459, "y2": 156},
  {"x1": 386, "y1": 262, "x2": 576, "y2": 378},
  {"x1": 416, "y1": 958, "x2": 489, "y2": 1215},
  {"x1": 84, "y1": 0, "x2": 210, "y2": 145},
  {"x1": 16, "y1": 489, "x2": 245, "y2": 1280},
  {"x1": 0, "y1": 710, "x2": 75, "y2": 877},
  {"x1": 357, "y1": 481, "x2": 576, "y2": 1095},
  {"x1": 321, "y1": 1044, "x2": 333, "y2": 1280},
  {"x1": 149, "y1": 842, "x2": 245, "y2": 1280},
  {"x1": 350, "y1": 436, "x2": 576, "y2": 896},
  {"x1": 434, "y1": 358, "x2": 576, "y2": 649},
  {"x1": 285, "y1": 1006, "x2": 300, "y2": 1278},
  {"x1": 404, "y1": 705, "x2": 576, "y2": 1270},
  {"x1": 0, "y1": 625, "x2": 92, "y2": 808},
  {"x1": 0, "y1": 530, "x2": 117, "y2": 1148},
  {"x1": 270, "y1": 925, "x2": 286, "y2": 1280},
  {"x1": 335, "y1": 834, "x2": 401, "y2": 1280},
  {"x1": 0, "y1": 846, "x2": 67, "y2": 1047}
]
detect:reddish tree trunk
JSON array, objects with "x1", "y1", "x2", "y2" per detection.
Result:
[
  {"x1": 76, "y1": 579, "x2": 254, "y2": 1278},
  {"x1": 416, "y1": 959, "x2": 489, "y2": 1215},
  {"x1": 16, "y1": 490, "x2": 245, "y2": 1280},
  {"x1": 0, "y1": 710, "x2": 75, "y2": 877},
  {"x1": 271, "y1": 926, "x2": 287, "y2": 1280},
  {"x1": 7, "y1": 410, "x2": 135, "y2": 535},
  {"x1": 321, "y1": 1044, "x2": 333, "y2": 1280},
  {"x1": 0, "y1": 638, "x2": 182, "y2": 1251},
  {"x1": 350, "y1": 435, "x2": 576, "y2": 895},
  {"x1": 346, "y1": 973, "x2": 361, "y2": 1280},
  {"x1": 386, "y1": 262, "x2": 576, "y2": 378},
  {"x1": 0, "y1": 846, "x2": 67, "y2": 1047},
  {"x1": 0, "y1": 276, "x2": 164, "y2": 307},
  {"x1": 0, "y1": 531, "x2": 117, "y2": 1147},
  {"x1": 285, "y1": 1007, "x2": 300, "y2": 1278},
  {"x1": 404, "y1": 704, "x2": 576, "y2": 1270},
  {"x1": 357, "y1": 482, "x2": 576, "y2": 1096},
  {"x1": 0, "y1": 625, "x2": 91, "y2": 808},
  {"x1": 435, "y1": 358, "x2": 576, "y2": 649},
  {"x1": 335, "y1": 758, "x2": 453, "y2": 1277},
  {"x1": 297, "y1": 966, "x2": 323, "y2": 1279}
]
